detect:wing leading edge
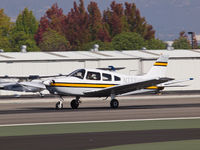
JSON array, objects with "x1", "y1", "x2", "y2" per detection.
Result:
[{"x1": 84, "y1": 77, "x2": 174, "y2": 97}]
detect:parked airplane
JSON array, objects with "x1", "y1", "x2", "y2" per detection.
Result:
[
  {"x1": 0, "y1": 74, "x2": 66, "y2": 96},
  {"x1": 44, "y1": 54, "x2": 174, "y2": 109}
]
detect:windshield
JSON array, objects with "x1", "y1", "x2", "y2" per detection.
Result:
[{"x1": 68, "y1": 69, "x2": 85, "y2": 79}]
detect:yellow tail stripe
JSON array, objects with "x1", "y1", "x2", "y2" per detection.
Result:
[{"x1": 154, "y1": 62, "x2": 168, "y2": 66}]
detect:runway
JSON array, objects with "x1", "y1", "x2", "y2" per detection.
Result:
[
  {"x1": 1, "y1": 94, "x2": 200, "y2": 149},
  {"x1": 0, "y1": 95, "x2": 200, "y2": 125}
]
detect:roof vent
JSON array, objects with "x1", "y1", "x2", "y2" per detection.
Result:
[
  {"x1": 91, "y1": 44, "x2": 99, "y2": 52},
  {"x1": 21, "y1": 45, "x2": 27, "y2": 53}
]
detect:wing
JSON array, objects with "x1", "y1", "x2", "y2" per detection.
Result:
[
  {"x1": 19, "y1": 82, "x2": 46, "y2": 90},
  {"x1": 84, "y1": 77, "x2": 174, "y2": 97},
  {"x1": 0, "y1": 74, "x2": 68, "y2": 80}
]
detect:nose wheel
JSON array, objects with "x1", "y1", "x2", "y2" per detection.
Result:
[
  {"x1": 56, "y1": 101, "x2": 63, "y2": 109},
  {"x1": 55, "y1": 96, "x2": 64, "y2": 110},
  {"x1": 110, "y1": 99, "x2": 119, "y2": 109}
]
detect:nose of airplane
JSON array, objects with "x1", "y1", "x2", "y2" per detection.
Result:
[
  {"x1": 43, "y1": 79, "x2": 58, "y2": 95},
  {"x1": 43, "y1": 79, "x2": 55, "y2": 86}
]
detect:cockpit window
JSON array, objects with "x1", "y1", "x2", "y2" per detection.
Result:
[
  {"x1": 102, "y1": 73, "x2": 112, "y2": 81},
  {"x1": 68, "y1": 69, "x2": 85, "y2": 79},
  {"x1": 114, "y1": 76, "x2": 121, "y2": 81},
  {"x1": 86, "y1": 71, "x2": 101, "y2": 80}
]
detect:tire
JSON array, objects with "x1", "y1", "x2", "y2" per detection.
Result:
[
  {"x1": 110, "y1": 99, "x2": 119, "y2": 109},
  {"x1": 71, "y1": 99, "x2": 79, "y2": 109},
  {"x1": 56, "y1": 101, "x2": 63, "y2": 110}
]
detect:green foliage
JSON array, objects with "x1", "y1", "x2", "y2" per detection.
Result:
[
  {"x1": 0, "y1": 9, "x2": 13, "y2": 51},
  {"x1": 14, "y1": 8, "x2": 38, "y2": 35},
  {"x1": 39, "y1": 29, "x2": 70, "y2": 51},
  {"x1": 0, "y1": 9, "x2": 13, "y2": 36},
  {"x1": 9, "y1": 31, "x2": 39, "y2": 52},
  {"x1": 112, "y1": 32, "x2": 145, "y2": 50},
  {"x1": 173, "y1": 37, "x2": 191, "y2": 49},
  {"x1": 81, "y1": 40, "x2": 114, "y2": 51},
  {"x1": 0, "y1": 36, "x2": 12, "y2": 51},
  {"x1": 146, "y1": 39, "x2": 166, "y2": 50},
  {"x1": 7, "y1": 8, "x2": 40, "y2": 52}
]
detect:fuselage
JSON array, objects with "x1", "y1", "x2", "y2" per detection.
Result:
[{"x1": 46, "y1": 68, "x2": 151, "y2": 96}]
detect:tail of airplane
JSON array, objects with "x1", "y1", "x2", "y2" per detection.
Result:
[{"x1": 145, "y1": 54, "x2": 169, "y2": 78}]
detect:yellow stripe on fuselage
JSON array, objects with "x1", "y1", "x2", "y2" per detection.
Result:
[
  {"x1": 50, "y1": 83, "x2": 116, "y2": 88},
  {"x1": 154, "y1": 62, "x2": 168, "y2": 66}
]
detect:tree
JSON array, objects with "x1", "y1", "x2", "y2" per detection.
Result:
[
  {"x1": 124, "y1": 2, "x2": 155, "y2": 40},
  {"x1": 146, "y1": 39, "x2": 166, "y2": 50},
  {"x1": 35, "y1": 3, "x2": 66, "y2": 45},
  {"x1": 103, "y1": 1, "x2": 129, "y2": 38},
  {"x1": 14, "y1": 8, "x2": 38, "y2": 35},
  {"x1": 0, "y1": 36, "x2": 12, "y2": 51},
  {"x1": 87, "y1": 2, "x2": 102, "y2": 41},
  {"x1": 39, "y1": 29, "x2": 70, "y2": 51},
  {"x1": 0, "y1": 9, "x2": 13, "y2": 51},
  {"x1": 112, "y1": 32, "x2": 145, "y2": 50},
  {"x1": 10, "y1": 8, "x2": 39, "y2": 51},
  {"x1": 0, "y1": 9, "x2": 13, "y2": 36},
  {"x1": 64, "y1": 0, "x2": 90, "y2": 50},
  {"x1": 9, "y1": 31, "x2": 40, "y2": 52},
  {"x1": 173, "y1": 31, "x2": 191, "y2": 49}
]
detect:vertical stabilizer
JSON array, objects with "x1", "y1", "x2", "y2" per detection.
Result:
[{"x1": 145, "y1": 55, "x2": 169, "y2": 78}]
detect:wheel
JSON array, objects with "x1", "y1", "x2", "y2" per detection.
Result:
[
  {"x1": 71, "y1": 99, "x2": 79, "y2": 109},
  {"x1": 110, "y1": 99, "x2": 119, "y2": 109},
  {"x1": 55, "y1": 101, "x2": 63, "y2": 110}
]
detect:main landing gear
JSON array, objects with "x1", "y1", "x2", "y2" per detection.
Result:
[
  {"x1": 70, "y1": 97, "x2": 80, "y2": 109},
  {"x1": 110, "y1": 94, "x2": 119, "y2": 109},
  {"x1": 55, "y1": 96, "x2": 80, "y2": 110},
  {"x1": 110, "y1": 99, "x2": 119, "y2": 108}
]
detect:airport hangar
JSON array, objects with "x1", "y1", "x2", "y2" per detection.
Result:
[{"x1": 0, "y1": 49, "x2": 199, "y2": 95}]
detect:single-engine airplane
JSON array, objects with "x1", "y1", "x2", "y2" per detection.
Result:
[{"x1": 44, "y1": 54, "x2": 174, "y2": 109}]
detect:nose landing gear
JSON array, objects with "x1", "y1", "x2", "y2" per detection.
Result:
[{"x1": 55, "y1": 96, "x2": 64, "y2": 110}]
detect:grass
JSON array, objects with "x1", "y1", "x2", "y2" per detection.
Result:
[
  {"x1": 92, "y1": 140, "x2": 200, "y2": 150},
  {"x1": 1, "y1": 118, "x2": 200, "y2": 137}
]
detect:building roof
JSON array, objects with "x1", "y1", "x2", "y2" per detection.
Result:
[{"x1": 0, "y1": 49, "x2": 200, "y2": 62}]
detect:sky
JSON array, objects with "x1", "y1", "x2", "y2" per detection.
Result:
[{"x1": 0, "y1": 0, "x2": 199, "y2": 41}]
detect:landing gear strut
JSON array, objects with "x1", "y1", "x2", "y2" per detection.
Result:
[
  {"x1": 55, "y1": 96, "x2": 64, "y2": 109},
  {"x1": 70, "y1": 96, "x2": 80, "y2": 109}
]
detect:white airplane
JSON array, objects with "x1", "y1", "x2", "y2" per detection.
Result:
[{"x1": 44, "y1": 54, "x2": 174, "y2": 109}]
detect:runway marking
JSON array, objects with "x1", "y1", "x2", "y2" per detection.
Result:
[{"x1": 1, "y1": 117, "x2": 200, "y2": 127}]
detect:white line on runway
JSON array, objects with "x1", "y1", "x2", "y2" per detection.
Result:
[{"x1": 1, "y1": 117, "x2": 200, "y2": 127}]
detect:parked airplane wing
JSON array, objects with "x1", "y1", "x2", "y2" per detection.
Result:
[
  {"x1": 84, "y1": 77, "x2": 174, "y2": 97},
  {"x1": 19, "y1": 82, "x2": 46, "y2": 89},
  {"x1": 0, "y1": 74, "x2": 68, "y2": 80}
]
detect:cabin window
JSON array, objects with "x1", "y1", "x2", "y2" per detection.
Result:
[
  {"x1": 114, "y1": 76, "x2": 121, "y2": 81},
  {"x1": 69, "y1": 69, "x2": 85, "y2": 79},
  {"x1": 86, "y1": 71, "x2": 101, "y2": 80},
  {"x1": 102, "y1": 73, "x2": 112, "y2": 81}
]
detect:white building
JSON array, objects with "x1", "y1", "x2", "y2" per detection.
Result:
[{"x1": 0, "y1": 49, "x2": 199, "y2": 95}]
